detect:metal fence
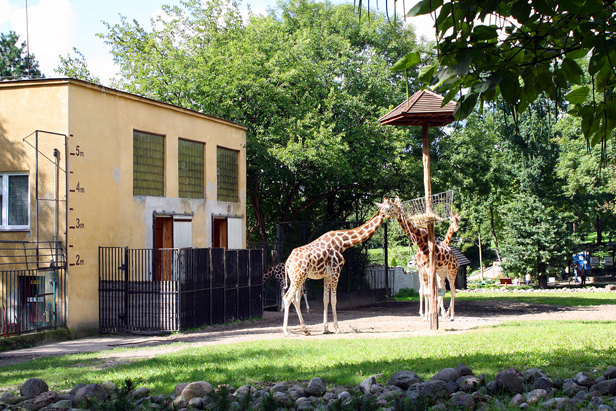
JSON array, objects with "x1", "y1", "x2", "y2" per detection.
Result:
[
  {"x1": 99, "y1": 247, "x2": 263, "y2": 333},
  {"x1": 0, "y1": 241, "x2": 67, "y2": 337}
]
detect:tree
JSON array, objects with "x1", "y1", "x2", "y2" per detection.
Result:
[
  {"x1": 99, "y1": 0, "x2": 431, "y2": 242},
  {"x1": 402, "y1": 0, "x2": 616, "y2": 148},
  {"x1": 0, "y1": 31, "x2": 42, "y2": 79},
  {"x1": 55, "y1": 47, "x2": 101, "y2": 84}
]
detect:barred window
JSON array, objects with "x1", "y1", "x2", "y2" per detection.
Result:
[
  {"x1": 178, "y1": 139, "x2": 204, "y2": 199},
  {"x1": 0, "y1": 173, "x2": 29, "y2": 230},
  {"x1": 217, "y1": 147, "x2": 238, "y2": 202},
  {"x1": 133, "y1": 131, "x2": 165, "y2": 196}
]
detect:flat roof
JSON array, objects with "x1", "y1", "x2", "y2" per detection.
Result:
[{"x1": 0, "y1": 77, "x2": 247, "y2": 131}]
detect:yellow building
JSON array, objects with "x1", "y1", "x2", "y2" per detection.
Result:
[{"x1": 0, "y1": 78, "x2": 247, "y2": 335}]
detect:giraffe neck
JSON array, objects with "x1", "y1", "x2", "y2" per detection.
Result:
[
  {"x1": 338, "y1": 212, "x2": 385, "y2": 251},
  {"x1": 395, "y1": 213, "x2": 429, "y2": 254},
  {"x1": 443, "y1": 223, "x2": 456, "y2": 246}
]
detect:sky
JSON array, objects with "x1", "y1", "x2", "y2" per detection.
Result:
[{"x1": 0, "y1": 0, "x2": 435, "y2": 86}]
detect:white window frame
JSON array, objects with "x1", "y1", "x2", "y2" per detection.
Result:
[{"x1": 0, "y1": 172, "x2": 30, "y2": 231}]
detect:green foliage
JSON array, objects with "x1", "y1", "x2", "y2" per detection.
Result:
[
  {"x1": 0, "y1": 31, "x2": 43, "y2": 79},
  {"x1": 54, "y1": 47, "x2": 101, "y2": 84},
  {"x1": 399, "y1": 0, "x2": 616, "y2": 148},
  {"x1": 393, "y1": 287, "x2": 419, "y2": 300}
]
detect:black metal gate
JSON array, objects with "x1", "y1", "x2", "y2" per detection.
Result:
[{"x1": 99, "y1": 247, "x2": 262, "y2": 333}]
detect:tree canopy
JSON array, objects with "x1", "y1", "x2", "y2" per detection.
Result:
[
  {"x1": 98, "y1": 0, "x2": 432, "y2": 242},
  {"x1": 0, "y1": 31, "x2": 42, "y2": 80},
  {"x1": 404, "y1": 0, "x2": 616, "y2": 148}
]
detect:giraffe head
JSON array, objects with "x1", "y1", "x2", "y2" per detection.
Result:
[
  {"x1": 375, "y1": 196, "x2": 402, "y2": 219},
  {"x1": 450, "y1": 213, "x2": 461, "y2": 232}
]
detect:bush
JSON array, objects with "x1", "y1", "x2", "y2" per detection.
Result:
[{"x1": 394, "y1": 288, "x2": 419, "y2": 298}]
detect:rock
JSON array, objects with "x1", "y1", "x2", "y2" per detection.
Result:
[
  {"x1": 406, "y1": 381, "x2": 449, "y2": 401},
  {"x1": 100, "y1": 381, "x2": 116, "y2": 394},
  {"x1": 304, "y1": 377, "x2": 326, "y2": 397},
  {"x1": 188, "y1": 397, "x2": 203, "y2": 410},
  {"x1": 486, "y1": 380, "x2": 504, "y2": 395},
  {"x1": 174, "y1": 383, "x2": 188, "y2": 397},
  {"x1": 457, "y1": 375, "x2": 482, "y2": 392},
  {"x1": 509, "y1": 393, "x2": 526, "y2": 406},
  {"x1": 534, "y1": 376, "x2": 554, "y2": 391},
  {"x1": 72, "y1": 384, "x2": 108, "y2": 406},
  {"x1": 359, "y1": 376, "x2": 376, "y2": 394},
  {"x1": 554, "y1": 397, "x2": 577, "y2": 411},
  {"x1": 432, "y1": 368, "x2": 459, "y2": 383},
  {"x1": 132, "y1": 387, "x2": 150, "y2": 400},
  {"x1": 234, "y1": 385, "x2": 256, "y2": 402},
  {"x1": 273, "y1": 391, "x2": 294, "y2": 407},
  {"x1": 574, "y1": 372, "x2": 595, "y2": 387},
  {"x1": 605, "y1": 366, "x2": 616, "y2": 380},
  {"x1": 69, "y1": 383, "x2": 86, "y2": 396},
  {"x1": 388, "y1": 370, "x2": 422, "y2": 389},
  {"x1": 52, "y1": 399, "x2": 73, "y2": 409},
  {"x1": 524, "y1": 368, "x2": 547, "y2": 382},
  {"x1": 20, "y1": 378, "x2": 49, "y2": 399},
  {"x1": 272, "y1": 383, "x2": 288, "y2": 393},
  {"x1": 591, "y1": 379, "x2": 616, "y2": 396},
  {"x1": 450, "y1": 391, "x2": 475, "y2": 410},
  {"x1": 33, "y1": 391, "x2": 57, "y2": 408},
  {"x1": 495, "y1": 368, "x2": 525, "y2": 395},
  {"x1": 456, "y1": 363, "x2": 474, "y2": 377},
  {"x1": 562, "y1": 378, "x2": 585, "y2": 396},
  {"x1": 526, "y1": 389, "x2": 548, "y2": 405},
  {"x1": 182, "y1": 381, "x2": 213, "y2": 399}
]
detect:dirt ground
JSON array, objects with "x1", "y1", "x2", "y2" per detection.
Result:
[{"x1": 2, "y1": 299, "x2": 613, "y2": 368}]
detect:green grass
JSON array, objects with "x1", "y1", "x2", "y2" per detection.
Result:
[
  {"x1": 392, "y1": 291, "x2": 616, "y2": 306},
  {"x1": 0, "y1": 319, "x2": 614, "y2": 396}
]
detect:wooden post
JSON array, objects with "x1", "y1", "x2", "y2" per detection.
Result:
[{"x1": 422, "y1": 122, "x2": 438, "y2": 330}]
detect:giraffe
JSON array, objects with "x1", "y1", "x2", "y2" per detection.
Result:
[
  {"x1": 263, "y1": 263, "x2": 310, "y2": 313},
  {"x1": 283, "y1": 197, "x2": 400, "y2": 335},
  {"x1": 392, "y1": 197, "x2": 460, "y2": 321}
]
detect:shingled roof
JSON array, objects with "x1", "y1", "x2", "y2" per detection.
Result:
[{"x1": 379, "y1": 89, "x2": 457, "y2": 127}]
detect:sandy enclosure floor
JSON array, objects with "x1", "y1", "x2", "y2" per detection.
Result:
[{"x1": 0, "y1": 299, "x2": 614, "y2": 367}]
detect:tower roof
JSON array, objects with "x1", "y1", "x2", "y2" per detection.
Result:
[{"x1": 379, "y1": 89, "x2": 456, "y2": 127}]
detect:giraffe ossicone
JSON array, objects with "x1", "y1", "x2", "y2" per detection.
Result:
[{"x1": 282, "y1": 196, "x2": 401, "y2": 335}]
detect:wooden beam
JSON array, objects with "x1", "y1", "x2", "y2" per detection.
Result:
[{"x1": 422, "y1": 122, "x2": 438, "y2": 330}]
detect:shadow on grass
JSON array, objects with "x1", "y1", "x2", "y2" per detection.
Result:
[{"x1": 0, "y1": 320, "x2": 614, "y2": 395}]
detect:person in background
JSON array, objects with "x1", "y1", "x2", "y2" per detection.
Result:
[{"x1": 580, "y1": 265, "x2": 587, "y2": 286}]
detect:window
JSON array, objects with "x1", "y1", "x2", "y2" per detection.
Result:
[
  {"x1": 133, "y1": 131, "x2": 165, "y2": 196},
  {"x1": 1, "y1": 173, "x2": 30, "y2": 230},
  {"x1": 178, "y1": 139, "x2": 204, "y2": 199},
  {"x1": 217, "y1": 147, "x2": 238, "y2": 202}
]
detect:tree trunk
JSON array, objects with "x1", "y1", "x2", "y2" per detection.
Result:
[
  {"x1": 478, "y1": 227, "x2": 484, "y2": 282},
  {"x1": 596, "y1": 215, "x2": 602, "y2": 244},
  {"x1": 250, "y1": 178, "x2": 268, "y2": 243},
  {"x1": 489, "y1": 205, "x2": 502, "y2": 262}
]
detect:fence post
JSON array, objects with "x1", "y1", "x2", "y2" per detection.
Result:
[{"x1": 123, "y1": 246, "x2": 129, "y2": 332}]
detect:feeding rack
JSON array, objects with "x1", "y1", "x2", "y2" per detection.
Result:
[{"x1": 400, "y1": 190, "x2": 454, "y2": 227}]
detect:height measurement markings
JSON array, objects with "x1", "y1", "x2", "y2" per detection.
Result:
[{"x1": 69, "y1": 140, "x2": 87, "y2": 267}]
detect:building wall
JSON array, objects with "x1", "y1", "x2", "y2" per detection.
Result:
[{"x1": 0, "y1": 79, "x2": 247, "y2": 334}]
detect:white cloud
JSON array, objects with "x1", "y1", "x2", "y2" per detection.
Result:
[
  {"x1": 10, "y1": 0, "x2": 77, "y2": 77},
  {"x1": 0, "y1": 0, "x2": 13, "y2": 25}
]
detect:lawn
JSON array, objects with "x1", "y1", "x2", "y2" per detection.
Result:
[{"x1": 0, "y1": 292, "x2": 614, "y2": 396}]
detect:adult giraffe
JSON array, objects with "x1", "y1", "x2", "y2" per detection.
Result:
[
  {"x1": 393, "y1": 197, "x2": 460, "y2": 321},
  {"x1": 282, "y1": 197, "x2": 401, "y2": 335}
]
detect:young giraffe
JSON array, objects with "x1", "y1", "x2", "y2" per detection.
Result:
[
  {"x1": 283, "y1": 197, "x2": 400, "y2": 335},
  {"x1": 393, "y1": 198, "x2": 460, "y2": 321},
  {"x1": 263, "y1": 263, "x2": 310, "y2": 313}
]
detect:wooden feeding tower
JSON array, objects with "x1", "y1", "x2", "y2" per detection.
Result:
[{"x1": 379, "y1": 89, "x2": 456, "y2": 330}]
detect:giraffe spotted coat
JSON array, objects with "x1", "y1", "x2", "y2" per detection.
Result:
[{"x1": 263, "y1": 263, "x2": 310, "y2": 313}]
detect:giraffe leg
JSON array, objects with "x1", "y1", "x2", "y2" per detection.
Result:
[
  {"x1": 283, "y1": 284, "x2": 310, "y2": 335},
  {"x1": 279, "y1": 286, "x2": 286, "y2": 312},
  {"x1": 322, "y1": 276, "x2": 332, "y2": 334},
  {"x1": 448, "y1": 277, "x2": 456, "y2": 321},
  {"x1": 302, "y1": 286, "x2": 310, "y2": 313},
  {"x1": 331, "y1": 285, "x2": 340, "y2": 334},
  {"x1": 436, "y1": 276, "x2": 448, "y2": 318}
]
